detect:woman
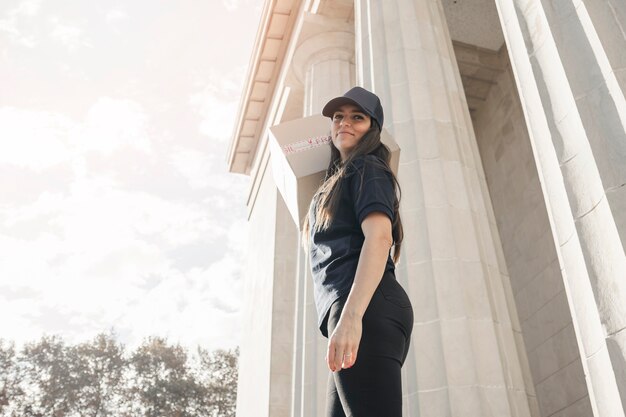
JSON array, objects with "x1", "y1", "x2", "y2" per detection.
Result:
[{"x1": 302, "y1": 86, "x2": 413, "y2": 417}]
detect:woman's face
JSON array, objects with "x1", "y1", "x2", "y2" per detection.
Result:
[{"x1": 331, "y1": 104, "x2": 371, "y2": 162}]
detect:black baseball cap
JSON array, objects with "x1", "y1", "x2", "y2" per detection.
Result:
[{"x1": 322, "y1": 86, "x2": 384, "y2": 129}]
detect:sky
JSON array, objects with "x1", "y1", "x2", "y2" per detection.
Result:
[{"x1": 0, "y1": 0, "x2": 263, "y2": 351}]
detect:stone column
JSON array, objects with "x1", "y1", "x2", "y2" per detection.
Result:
[
  {"x1": 531, "y1": 0, "x2": 626, "y2": 257},
  {"x1": 533, "y1": 0, "x2": 626, "y2": 406},
  {"x1": 293, "y1": 31, "x2": 355, "y2": 117},
  {"x1": 494, "y1": 0, "x2": 626, "y2": 414},
  {"x1": 290, "y1": 26, "x2": 355, "y2": 417},
  {"x1": 355, "y1": 0, "x2": 536, "y2": 415},
  {"x1": 581, "y1": 0, "x2": 626, "y2": 99},
  {"x1": 562, "y1": 0, "x2": 626, "y2": 250}
]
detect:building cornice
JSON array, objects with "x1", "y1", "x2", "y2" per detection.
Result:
[{"x1": 226, "y1": 0, "x2": 304, "y2": 175}]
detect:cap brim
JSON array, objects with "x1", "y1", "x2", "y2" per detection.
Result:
[{"x1": 322, "y1": 97, "x2": 363, "y2": 118}]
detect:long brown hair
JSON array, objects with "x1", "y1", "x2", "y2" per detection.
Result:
[{"x1": 301, "y1": 125, "x2": 404, "y2": 263}]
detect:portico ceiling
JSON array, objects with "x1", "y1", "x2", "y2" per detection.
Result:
[{"x1": 442, "y1": 0, "x2": 505, "y2": 51}]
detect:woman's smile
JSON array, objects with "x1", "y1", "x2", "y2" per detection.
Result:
[{"x1": 331, "y1": 104, "x2": 372, "y2": 161}]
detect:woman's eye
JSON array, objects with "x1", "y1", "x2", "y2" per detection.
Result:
[
  {"x1": 353, "y1": 115, "x2": 364, "y2": 120},
  {"x1": 333, "y1": 114, "x2": 343, "y2": 121}
]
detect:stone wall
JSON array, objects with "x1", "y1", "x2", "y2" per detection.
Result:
[
  {"x1": 235, "y1": 163, "x2": 277, "y2": 417},
  {"x1": 472, "y1": 50, "x2": 593, "y2": 416}
]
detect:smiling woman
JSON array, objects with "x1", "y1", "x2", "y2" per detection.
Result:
[{"x1": 302, "y1": 87, "x2": 412, "y2": 417}]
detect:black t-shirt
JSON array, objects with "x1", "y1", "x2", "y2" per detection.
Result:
[{"x1": 307, "y1": 154, "x2": 396, "y2": 337}]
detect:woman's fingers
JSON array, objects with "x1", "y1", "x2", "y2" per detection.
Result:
[
  {"x1": 341, "y1": 350, "x2": 357, "y2": 369},
  {"x1": 327, "y1": 341, "x2": 358, "y2": 371},
  {"x1": 333, "y1": 346, "x2": 344, "y2": 371},
  {"x1": 330, "y1": 341, "x2": 342, "y2": 372},
  {"x1": 326, "y1": 341, "x2": 336, "y2": 371},
  {"x1": 327, "y1": 338, "x2": 346, "y2": 372}
]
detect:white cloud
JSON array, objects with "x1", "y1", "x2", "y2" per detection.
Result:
[
  {"x1": 226, "y1": 217, "x2": 248, "y2": 253},
  {"x1": 0, "y1": 2, "x2": 93, "y2": 50},
  {"x1": 0, "y1": 171, "x2": 240, "y2": 347},
  {"x1": 112, "y1": 253, "x2": 245, "y2": 350},
  {"x1": 189, "y1": 68, "x2": 246, "y2": 142},
  {"x1": 49, "y1": 18, "x2": 92, "y2": 51},
  {"x1": 0, "y1": 99, "x2": 151, "y2": 171},
  {"x1": 15, "y1": 0, "x2": 41, "y2": 16},
  {"x1": 0, "y1": 298, "x2": 46, "y2": 343},
  {"x1": 221, "y1": 0, "x2": 263, "y2": 12},
  {"x1": 0, "y1": 0, "x2": 42, "y2": 47},
  {"x1": 105, "y1": 9, "x2": 129, "y2": 24},
  {"x1": 0, "y1": 107, "x2": 74, "y2": 170},
  {"x1": 0, "y1": 67, "x2": 251, "y2": 353},
  {"x1": 221, "y1": 0, "x2": 241, "y2": 11},
  {"x1": 79, "y1": 97, "x2": 151, "y2": 155},
  {"x1": 168, "y1": 148, "x2": 215, "y2": 189},
  {"x1": 0, "y1": 1, "x2": 261, "y2": 350},
  {"x1": 190, "y1": 91, "x2": 238, "y2": 142},
  {"x1": 2, "y1": 176, "x2": 224, "y2": 262}
]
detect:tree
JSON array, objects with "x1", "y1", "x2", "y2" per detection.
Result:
[
  {"x1": 124, "y1": 337, "x2": 205, "y2": 417},
  {"x1": 0, "y1": 340, "x2": 24, "y2": 416},
  {"x1": 68, "y1": 333, "x2": 126, "y2": 417},
  {"x1": 197, "y1": 347, "x2": 239, "y2": 417},
  {"x1": 0, "y1": 334, "x2": 240, "y2": 417},
  {"x1": 20, "y1": 335, "x2": 75, "y2": 417}
]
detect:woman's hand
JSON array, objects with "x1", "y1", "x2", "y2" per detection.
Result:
[{"x1": 326, "y1": 312, "x2": 362, "y2": 371}]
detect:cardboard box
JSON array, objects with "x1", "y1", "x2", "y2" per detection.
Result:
[{"x1": 269, "y1": 114, "x2": 400, "y2": 229}]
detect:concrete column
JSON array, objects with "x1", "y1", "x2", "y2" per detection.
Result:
[
  {"x1": 494, "y1": 0, "x2": 626, "y2": 414},
  {"x1": 269, "y1": 195, "x2": 299, "y2": 417},
  {"x1": 290, "y1": 26, "x2": 355, "y2": 417},
  {"x1": 236, "y1": 172, "x2": 297, "y2": 417},
  {"x1": 355, "y1": 0, "x2": 535, "y2": 415},
  {"x1": 581, "y1": 0, "x2": 626, "y2": 98},
  {"x1": 533, "y1": 0, "x2": 626, "y2": 256},
  {"x1": 292, "y1": 30, "x2": 355, "y2": 117},
  {"x1": 535, "y1": 0, "x2": 626, "y2": 406}
]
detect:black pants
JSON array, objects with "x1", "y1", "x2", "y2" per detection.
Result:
[{"x1": 324, "y1": 271, "x2": 413, "y2": 417}]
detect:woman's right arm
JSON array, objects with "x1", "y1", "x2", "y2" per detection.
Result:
[{"x1": 326, "y1": 211, "x2": 393, "y2": 371}]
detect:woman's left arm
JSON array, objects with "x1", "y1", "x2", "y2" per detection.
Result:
[{"x1": 326, "y1": 211, "x2": 393, "y2": 372}]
